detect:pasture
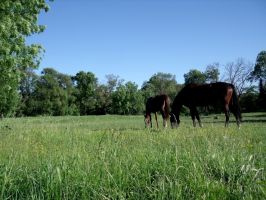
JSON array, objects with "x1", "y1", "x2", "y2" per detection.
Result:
[{"x1": 0, "y1": 113, "x2": 265, "y2": 199}]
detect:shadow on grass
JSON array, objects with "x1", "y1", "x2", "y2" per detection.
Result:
[
  {"x1": 203, "y1": 119, "x2": 266, "y2": 124},
  {"x1": 245, "y1": 113, "x2": 266, "y2": 118},
  {"x1": 241, "y1": 119, "x2": 266, "y2": 123},
  {"x1": 201, "y1": 112, "x2": 266, "y2": 124}
]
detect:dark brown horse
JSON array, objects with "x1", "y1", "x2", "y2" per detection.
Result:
[
  {"x1": 170, "y1": 82, "x2": 241, "y2": 128},
  {"x1": 144, "y1": 94, "x2": 171, "y2": 128}
]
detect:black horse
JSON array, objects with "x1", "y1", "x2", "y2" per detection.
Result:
[
  {"x1": 170, "y1": 82, "x2": 241, "y2": 128},
  {"x1": 144, "y1": 94, "x2": 170, "y2": 128}
]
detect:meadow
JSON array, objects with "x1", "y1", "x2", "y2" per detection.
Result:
[{"x1": 0, "y1": 113, "x2": 265, "y2": 199}]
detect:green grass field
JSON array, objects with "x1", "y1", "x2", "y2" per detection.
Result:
[{"x1": 0, "y1": 113, "x2": 265, "y2": 199}]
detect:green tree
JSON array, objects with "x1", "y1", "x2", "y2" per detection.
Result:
[
  {"x1": 184, "y1": 69, "x2": 206, "y2": 85},
  {"x1": 251, "y1": 51, "x2": 266, "y2": 81},
  {"x1": 205, "y1": 63, "x2": 220, "y2": 83},
  {"x1": 125, "y1": 82, "x2": 144, "y2": 115},
  {"x1": 258, "y1": 79, "x2": 266, "y2": 110},
  {"x1": 105, "y1": 74, "x2": 122, "y2": 92},
  {"x1": 34, "y1": 68, "x2": 76, "y2": 116},
  {"x1": 73, "y1": 71, "x2": 98, "y2": 115},
  {"x1": 94, "y1": 84, "x2": 109, "y2": 114},
  {"x1": 251, "y1": 51, "x2": 266, "y2": 110},
  {"x1": 18, "y1": 68, "x2": 39, "y2": 116},
  {"x1": 141, "y1": 72, "x2": 178, "y2": 101},
  {"x1": 239, "y1": 86, "x2": 259, "y2": 112},
  {"x1": 0, "y1": 0, "x2": 50, "y2": 116},
  {"x1": 104, "y1": 74, "x2": 124, "y2": 114},
  {"x1": 112, "y1": 82, "x2": 143, "y2": 115}
]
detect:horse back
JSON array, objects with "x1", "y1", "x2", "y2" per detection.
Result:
[
  {"x1": 179, "y1": 82, "x2": 234, "y2": 106},
  {"x1": 146, "y1": 94, "x2": 170, "y2": 114}
]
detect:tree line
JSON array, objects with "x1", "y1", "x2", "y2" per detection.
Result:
[
  {"x1": 4, "y1": 54, "x2": 266, "y2": 117},
  {"x1": 1, "y1": 0, "x2": 266, "y2": 117},
  {"x1": 17, "y1": 69, "x2": 180, "y2": 116}
]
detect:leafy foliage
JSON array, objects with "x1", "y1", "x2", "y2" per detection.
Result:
[
  {"x1": 141, "y1": 72, "x2": 179, "y2": 102},
  {"x1": 32, "y1": 68, "x2": 77, "y2": 116},
  {"x1": 72, "y1": 71, "x2": 98, "y2": 115},
  {"x1": 205, "y1": 63, "x2": 220, "y2": 83},
  {"x1": 15, "y1": 66, "x2": 265, "y2": 116},
  {"x1": 0, "y1": 0, "x2": 50, "y2": 116},
  {"x1": 252, "y1": 50, "x2": 266, "y2": 81},
  {"x1": 184, "y1": 65, "x2": 221, "y2": 85},
  {"x1": 18, "y1": 68, "x2": 39, "y2": 116},
  {"x1": 239, "y1": 87, "x2": 259, "y2": 112},
  {"x1": 112, "y1": 82, "x2": 144, "y2": 115},
  {"x1": 251, "y1": 51, "x2": 266, "y2": 110},
  {"x1": 184, "y1": 69, "x2": 206, "y2": 85}
]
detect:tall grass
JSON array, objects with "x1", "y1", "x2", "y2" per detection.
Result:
[{"x1": 0, "y1": 114, "x2": 265, "y2": 199}]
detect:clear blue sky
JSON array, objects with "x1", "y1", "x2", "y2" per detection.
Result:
[{"x1": 28, "y1": 0, "x2": 266, "y2": 87}]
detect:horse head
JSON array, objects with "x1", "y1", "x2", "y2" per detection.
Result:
[
  {"x1": 144, "y1": 114, "x2": 151, "y2": 128},
  {"x1": 170, "y1": 113, "x2": 180, "y2": 128}
]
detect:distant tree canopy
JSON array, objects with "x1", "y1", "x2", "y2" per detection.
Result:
[
  {"x1": 3, "y1": 59, "x2": 265, "y2": 117},
  {"x1": 33, "y1": 68, "x2": 77, "y2": 116},
  {"x1": 73, "y1": 71, "x2": 98, "y2": 115},
  {"x1": 239, "y1": 86, "x2": 260, "y2": 112},
  {"x1": 184, "y1": 64, "x2": 221, "y2": 86},
  {"x1": 252, "y1": 51, "x2": 266, "y2": 81},
  {"x1": 16, "y1": 69, "x2": 146, "y2": 116},
  {"x1": 0, "y1": 0, "x2": 50, "y2": 116},
  {"x1": 141, "y1": 72, "x2": 180, "y2": 102},
  {"x1": 205, "y1": 63, "x2": 220, "y2": 83},
  {"x1": 9, "y1": 63, "x2": 265, "y2": 117},
  {"x1": 251, "y1": 51, "x2": 266, "y2": 110},
  {"x1": 184, "y1": 69, "x2": 206, "y2": 85},
  {"x1": 112, "y1": 82, "x2": 144, "y2": 115}
]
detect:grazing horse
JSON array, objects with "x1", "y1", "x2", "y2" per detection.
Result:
[
  {"x1": 144, "y1": 94, "x2": 170, "y2": 128},
  {"x1": 170, "y1": 82, "x2": 241, "y2": 128}
]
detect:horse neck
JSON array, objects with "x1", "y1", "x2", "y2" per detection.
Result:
[
  {"x1": 173, "y1": 106, "x2": 181, "y2": 117},
  {"x1": 171, "y1": 99, "x2": 182, "y2": 118}
]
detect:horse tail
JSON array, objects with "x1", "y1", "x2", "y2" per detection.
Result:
[
  {"x1": 230, "y1": 84, "x2": 242, "y2": 121},
  {"x1": 164, "y1": 95, "x2": 171, "y2": 119}
]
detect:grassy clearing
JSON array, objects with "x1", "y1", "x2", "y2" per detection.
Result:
[{"x1": 0, "y1": 113, "x2": 265, "y2": 199}]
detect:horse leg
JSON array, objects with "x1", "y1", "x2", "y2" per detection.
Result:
[
  {"x1": 190, "y1": 107, "x2": 196, "y2": 127},
  {"x1": 229, "y1": 105, "x2": 241, "y2": 129},
  {"x1": 162, "y1": 115, "x2": 167, "y2": 128},
  {"x1": 194, "y1": 108, "x2": 202, "y2": 127},
  {"x1": 155, "y1": 112, "x2": 159, "y2": 128},
  {"x1": 224, "y1": 104, "x2": 230, "y2": 127},
  {"x1": 160, "y1": 110, "x2": 167, "y2": 128},
  {"x1": 163, "y1": 118, "x2": 167, "y2": 128},
  {"x1": 150, "y1": 114, "x2": 152, "y2": 128},
  {"x1": 232, "y1": 109, "x2": 241, "y2": 129}
]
